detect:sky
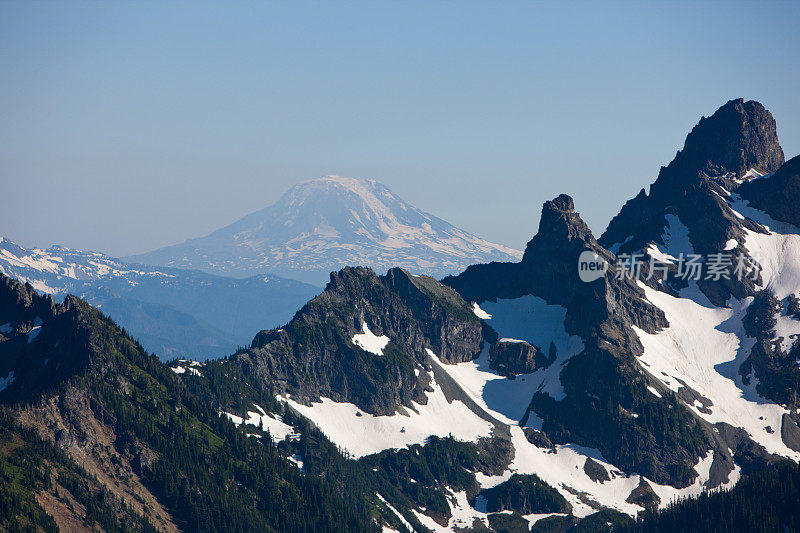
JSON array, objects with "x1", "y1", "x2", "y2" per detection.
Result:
[{"x1": 1, "y1": 1, "x2": 799, "y2": 257}]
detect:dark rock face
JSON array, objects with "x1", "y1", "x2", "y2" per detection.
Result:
[
  {"x1": 781, "y1": 413, "x2": 800, "y2": 453},
  {"x1": 658, "y1": 98, "x2": 784, "y2": 192},
  {"x1": 583, "y1": 457, "x2": 610, "y2": 483},
  {"x1": 238, "y1": 266, "x2": 486, "y2": 415},
  {"x1": 740, "y1": 155, "x2": 800, "y2": 227},
  {"x1": 489, "y1": 339, "x2": 551, "y2": 375},
  {"x1": 0, "y1": 276, "x2": 96, "y2": 403}
]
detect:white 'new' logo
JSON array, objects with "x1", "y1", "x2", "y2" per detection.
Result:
[{"x1": 578, "y1": 250, "x2": 607, "y2": 282}]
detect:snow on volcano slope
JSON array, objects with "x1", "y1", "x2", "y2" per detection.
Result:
[{"x1": 127, "y1": 176, "x2": 522, "y2": 283}]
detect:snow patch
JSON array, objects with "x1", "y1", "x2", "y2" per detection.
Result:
[
  {"x1": 222, "y1": 404, "x2": 301, "y2": 442},
  {"x1": 352, "y1": 322, "x2": 390, "y2": 356},
  {"x1": 646, "y1": 385, "x2": 662, "y2": 399},
  {"x1": 287, "y1": 454, "x2": 304, "y2": 471},
  {"x1": 472, "y1": 302, "x2": 492, "y2": 320},
  {"x1": 377, "y1": 493, "x2": 414, "y2": 532}
]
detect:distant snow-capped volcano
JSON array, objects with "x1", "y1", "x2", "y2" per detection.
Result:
[{"x1": 127, "y1": 175, "x2": 522, "y2": 283}]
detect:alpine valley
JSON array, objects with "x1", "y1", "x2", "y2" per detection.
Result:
[{"x1": 3, "y1": 99, "x2": 800, "y2": 533}]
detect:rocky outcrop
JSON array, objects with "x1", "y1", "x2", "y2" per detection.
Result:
[
  {"x1": 489, "y1": 339, "x2": 552, "y2": 376},
  {"x1": 583, "y1": 458, "x2": 610, "y2": 483},
  {"x1": 445, "y1": 195, "x2": 667, "y2": 338},
  {"x1": 626, "y1": 479, "x2": 660, "y2": 511},
  {"x1": 656, "y1": 98, "x2": 783, "y2": 190},
  {"x1": 740, "y1": 290, "x2": 800, "y2": 407},
  {"x1": 782, "y1": 413, "x2": 800, "y2": 453}
]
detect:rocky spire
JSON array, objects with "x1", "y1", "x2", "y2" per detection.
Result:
[
  {"x1": 522, "y1": 194, "x2": 597, "y2": 264},
  {"x1": 651, "y1": 99, "x2": 784, "y2": 198}
]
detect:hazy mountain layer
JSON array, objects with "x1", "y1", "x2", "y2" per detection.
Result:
[{"x1": 0, "y1": 238, "x2": 319, "y2": 360}]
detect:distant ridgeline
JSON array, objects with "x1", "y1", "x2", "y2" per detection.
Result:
[{"x1": 0, "y1": 238, "x2": 320, "y2": 361}]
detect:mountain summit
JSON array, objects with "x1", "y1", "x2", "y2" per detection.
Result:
[{"x1": 128, "y1": 175, "x2": 522, "y2": 283}]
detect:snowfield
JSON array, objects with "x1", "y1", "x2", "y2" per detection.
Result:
[
  {"x1": 632, "y1": 195, "x2": 800, "y2": 460},
  {"x1": 430, "y1": 348, "x2": 734, "y2": 518},
  {"x1": 633, "y1": 284, "x2": 798, "y2": 458},
  {"x1": 283, "y1": 375, "x2": 493, "y2": 458}
]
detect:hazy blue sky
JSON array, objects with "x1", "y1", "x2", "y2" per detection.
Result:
[{"x1": 1, "y1": 1, "x2": 799, "y2": 257}]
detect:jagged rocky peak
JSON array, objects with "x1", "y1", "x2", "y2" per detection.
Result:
[
  {"x1": 524, "y1": 194, "x2": 597, "y2": 256},
  {"x1": 601, "y1": 99, "x2": 785, "y2": 261},
  {"x1": 652, "y1": 99, "x2": 784, "y2": 197},
  {"x1": 681, "y1": 98, "x2": 784, "y2": 176},
  {"x1": 241, "y1": 265, "x2": 486, "y2": 415},
  {"x1": 0, "y1": 274, "x2": 100, "y2": 403}
]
